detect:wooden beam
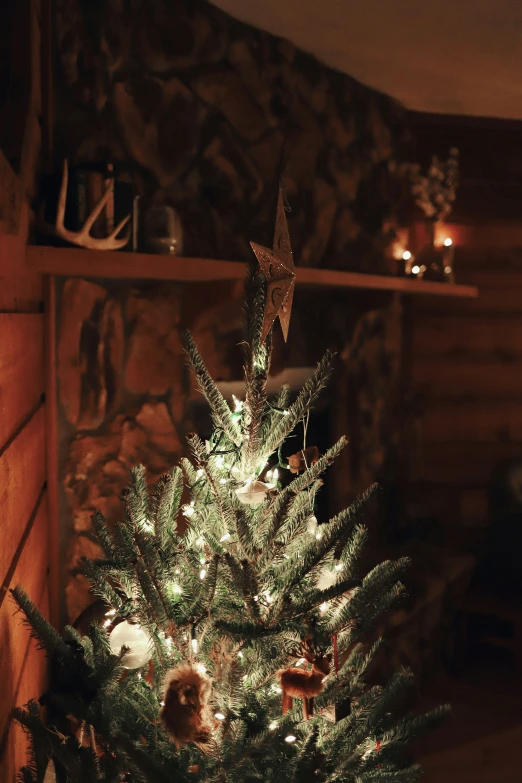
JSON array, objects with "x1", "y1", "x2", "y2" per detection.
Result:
[
  {"x1": 26, "y1": 246, "x2": 478, "y2": 298},
  {"x1": 44, "y1": 275, "x2": 60, "y2": 629}
]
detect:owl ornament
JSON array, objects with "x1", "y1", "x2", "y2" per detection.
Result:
[{"x1": 160, "y1": 663, "x2": 215, "y2": 749}]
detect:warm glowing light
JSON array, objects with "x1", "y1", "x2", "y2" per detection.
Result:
[
  {"x1": 320, "y1": 602, "x2": 328, "y2": 614},
  {"x1": 272, "y1": 468, "x2": 279, "y2": 482},
  {"x1": 105, "y1": 608, "x2": 116, "y2": 617},
  {"x1": 215, "y1": 712, "x2": 226, "y2": 720},
  {"x1": 232, "y1": 395, "x2": 244, "y2": 413},
  {"x1": 269, "y1": 722, "x2": 277, "y2": 730},
  {"x1": 285, "y1": 734, "x2": 297, "y2": 743},
  {"x1": 200, "y1": 557, "x2": 206, "y2": 565},
  {"x1": 172, "y1": 584, "x2": 182, "y2": 595},
  {"x1": 238, "y1": 651, "x2": 244, "y2": 658},
  {"x1": 195, "y1": 537, "x2": 204, "y2": 547},
  {"x1": 445, "y1": 266, "x2": 452, "y2": 274},
  {"x1": 254, "y1": 595, "x2": 259, "y2": 602},
  {"x1": 215, "y1": 455, "x2": 225, "y2": 468},
  {"x1": 443, "y1": 237, "x2": 453, "y2": 247},
  {"x1": 104, "y1": 618, "x2": 112, "y2": 627},
  {"x1": 165, "y1": 637, "x2": 173, "y2": 648},
  {"x1": 335, "y1": 563, "x2": 343, "y2": 571},
  {"x1": 411, "y1": 265, "x2": 420, "y2": 275},
  {"x1": 315, "y1": 531, "x2": 323, "y2": 540},
  {"x1": 283, "y1": 409, "x2": 290, "y2": 416},
  {"x1": 274, "y1": 686, "x2": 283, "y2": 694},
  {"x1": 160, "y1": 700, "x2": 165, "y2": 706},
  {"x1": 184, "y1": 504, "x2": 195, "y2": 517},
  {"x1": 191, "y1": 638, "x2": 198, "y2": 654},
  {"x1": 219, "y1": 477, "x2": 227, "y2": 485},
  {"x1": 296, "y1": 658, "x2": 306, "y2": 666},
  {"x1": 220, "y1": 533, "x2": 231, "y2": 542},
  {"x1": 402, "y1": 250, "x2": 412, "y2": 261},
  {"x1": 196, "y1": 663, "x2": 207, "y2": 675},
  {"x1": 196, "y1": 469, "x2": 204, "y2": 479},
  {"x1": 199, "y1": 569, "x2": 207, "y2": 580}
]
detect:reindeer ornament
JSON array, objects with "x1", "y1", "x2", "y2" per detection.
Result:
[{"x1": 278, "y1": 638, "x2": 332, "y2": 720}]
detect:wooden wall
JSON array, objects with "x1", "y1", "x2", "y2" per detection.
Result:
[
  {"x1": 0, "y1": 1, "x2": 55, "y2": 779},
  {"x1": 406, "y1": 113, "x2": 522, "y2": 548}
]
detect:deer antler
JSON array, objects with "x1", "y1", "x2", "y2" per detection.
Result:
[{"x1": 54, "y1": 160, "x2": 131, "y2": 250}]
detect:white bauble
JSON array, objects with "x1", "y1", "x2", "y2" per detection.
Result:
[
  {"x1": 109, "y1": 620, "x2": 153, "y2": 669},
  {"x1": 235, "y1": 480, "x2": 271, "y2": 506}
]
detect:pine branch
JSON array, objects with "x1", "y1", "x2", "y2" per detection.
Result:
[
  {"x1": 262, "y1": 350, "x2": 336, "y2": 457},
  {"x1": 183, "y1": 329, "x2": 241, "y2": 446}
]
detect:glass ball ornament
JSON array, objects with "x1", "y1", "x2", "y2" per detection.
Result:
[{"x1": 109, "y1": 620, "x2": 153, "y2": 669}]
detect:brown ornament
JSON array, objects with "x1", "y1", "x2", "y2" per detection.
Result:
[
  {"x1": 250, "y1": 187, "x2": 296, "y2": 343},
  {"x1": 160, "y1": 663, "x2": 214, "y2": 749},
  {"x1": 278, "y1": 639, "x2": 331, "y2": 721},
  {"x1": 288, "y1": 446, "x2": 320, "y2": 474}
]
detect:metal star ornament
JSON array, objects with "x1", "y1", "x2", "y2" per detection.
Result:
[{"x1": 250, "y1": 188, "x2": 296, "y2": 343}]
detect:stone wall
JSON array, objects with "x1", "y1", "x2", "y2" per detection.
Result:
[
  {"x1": 55, "y1": 0, "x2": 407, "y2": 269},
  {"x1": 53, "y1": 0, "x2": 409, "y2": 620}
]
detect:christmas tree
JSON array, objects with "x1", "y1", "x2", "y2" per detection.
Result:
[{"x1": 12, "y1": 192, "x2": 448, "y2": 782}]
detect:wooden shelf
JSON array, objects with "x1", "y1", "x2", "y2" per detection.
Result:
[{"x1": 26, "y1": 246, "x2": 478, "y2": 298}]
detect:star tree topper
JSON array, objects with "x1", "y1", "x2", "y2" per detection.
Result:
[{"x1": 250, "y1": 188, "x2": 296, "y2": 343}]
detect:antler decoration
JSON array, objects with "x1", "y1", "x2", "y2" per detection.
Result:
[{"x1": 51, "y1": 160, "x2": 131, "y2": 250}]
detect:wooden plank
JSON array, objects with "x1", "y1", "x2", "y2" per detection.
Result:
[
  {"x1": 44, "y1": 275, "x2": 59, "y2": 627},
  {"x1": 413, "y1": 269, "x2": 522, "y2": 315},
  {"x1": 411, "y1": 441, "x2": 522, "y2": 485},
  {"x1": 419, "y1": 401, "x2": 522, "y2": 443},
  {"x1": 26, "y1": 246, "x2": 478, "y2": 298},
  {"x1": 0, "y1": 495, "x2": 48, "y2": 739},
  {"x1": 0, "y1": 313, "x2": 44, "y2": 447},
  {"x1": 412, "y1": 359, "x2": 522, "y2": 399},
  {"x1": 0, "y1": 576, "x2": 48, "y2": 783},
  {"x1": 412, "y1": 314, "x2": 522, "y2": 359},
  {"x1": 0, "y1": 406, "x2": 46, "y2": 589},
  {"x1": 0, "y1": 204, "x2": 42, "y2": 311}
]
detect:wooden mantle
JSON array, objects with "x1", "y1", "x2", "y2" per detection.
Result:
[{"x1": 26, "y1": 246, "x2": 478, "y2": 298}]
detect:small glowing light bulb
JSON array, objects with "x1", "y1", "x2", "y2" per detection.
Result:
[
  {"x1": 199, "y1": 557, "x2": 206, "y2": 565},
  {"x1": 196, "y1": 663, "x2": 206, "y2": 675},
  {"x1": 412, "y1": 265, "x2": 421, "y2": 275},
  {"x1": 215, "y1": 712, "x2": 226, "y2": 721},
  {"x1": 137, "y1": 673, "x2": 142, "y2": 680},
  {"x1": 285, "y1": 734, "x2": 297, "y2": 743},
  {"x1": 315, "y1": 531, "x2": 323, "y2": 540},
  {"x1": 283, "y1": 409, "x2": 290, "y2": 416},
  {"x1": 105, "y1": 608, "x2": 116, "y2": 617},
  {"x1": 253, "y1": 595, "x2": 259, "y2": 602},
  {"x1": 196, "y1": 469, "x2": 204, "y2": 479},
  {"x1": 274, "y1": 686, "x2": 283, "y2": 694},
  {"x1": 160, "y1": 700, "x2": 165, "y2": 706},
  {"x1": 296, "y1": 658, "x2": 306, "y2": 666},
  {"x1": 191, "y1": 638, "x2": 198, "y2": 654},
  {"x1": 269, "y1": 721, "x2": 277, "y2": 730},
  {"x1": 172, "y1": 584, "x2": 182, "y2": 594},
  {"x1": 231, "y1": 465, "x2": 240, "y2": 474},
  {"x1": 402, "y1": 250, "x2": 412, "y2": 261},
  {"x1": 175, "y1": 568, "x2": 180, "y2": 575},
  {"x1": 220, "y1": 533, "x2": 231, "y2": 542},
  {"x1": 272, "y1": 468, "x2": 279, "y2": 482},
  {"x1": 184, "y1": 504, "x2": 195, "y2": 517},
  {"x1": 195, "y1": 537, "x2": 204, "y2": 547},
  {"x1": 335, "y1": 563, "x2": 343, "y2": 571},
  {"x1": 219, "y1": 477, "x2": 228, "y2": 485},
  {"x1": 165, "y1": 637, "x2": 173, "y2": 648},
  {"x1": 232, "y1": 395, "x2": 244, "y2": 413},
  {"x1": 320, "y1": 602, "x2": 328, "y2": 614},
  {"x1": 443, "y1": 237, "x2": 453, "y2": 247},
  {"x1": 200, "y1": 569, "x2": 207, "y2": 580},
  {"x1": 215, "y1": 455, "x2": 225, "y2": 468},
  {"x1": 242, "y1": 674, "x2": 248, "y2": 681},
  {"x1": 444, "y1": 265, "x2": 452, "y2": 274},
  {"x1": 104, "y1": 618, "x2": 112, "y2": 627},
  {"x1": 238, "y1": 651, "x2": 244, "y2": 658}
]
